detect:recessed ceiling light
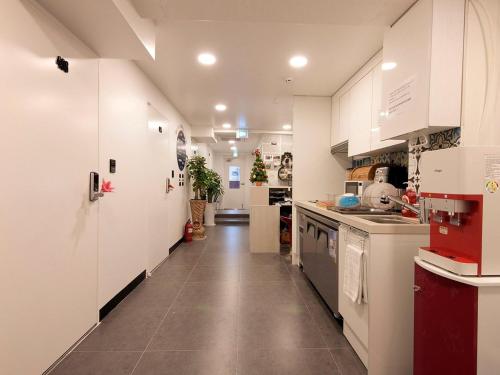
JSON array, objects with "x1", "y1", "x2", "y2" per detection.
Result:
[
  {"x1": 197, "y1": 52, "x2": 216, "y2": 65},
  {"x1": 289, "y1": 55, "x2": 308, "y2": 68},
  {"x1": 283, "y1": 124, "x2": 292, "y2": 130},
  {"x1": 230, "y1": 146, "x2": 237, "y2": 151},
  {"x1": 215, "y1": 103, "x2": 227, "y2": 112},
  {"x1": 228, "y1": 140, "x2": 235, "y2": 144},
  {"x1": 381, "y1": 62, "x2": 397, "y2": 71},
  {"x1": 232, "y1": 152, "x2": 238, "y2": 158},
  {"x1": 222, "y1": 123, "x2": 232, "y2": 129}
]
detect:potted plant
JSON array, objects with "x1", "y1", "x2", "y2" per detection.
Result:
[
  {"x1": 186, "y1": 155, "x2": 209, "y2": 240},
  {"x1": 250, "y1": 148, "x2": 268, "y2": 186},
  {"x1": 204, "y1": 169, "x2": 224, "y2": 226}
]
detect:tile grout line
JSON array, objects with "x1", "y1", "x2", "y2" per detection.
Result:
[
  {"x1": 235, "y1": 253, "x2": 241, "y2": 375},
  {"x1": 283, "y1": 262, "x2": 344, "y2": 375},
  {"x1": 129, "y1": 240, "x2": 209, "y2": 375}
]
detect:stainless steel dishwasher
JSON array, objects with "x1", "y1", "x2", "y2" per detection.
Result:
[{"x1": 298, "y1": 208, "x2": 340, "y2": 315}]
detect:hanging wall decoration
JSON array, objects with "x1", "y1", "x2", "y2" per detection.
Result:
[{"x1": 176, "y1": 126, "x2": 187, "y2": 171}]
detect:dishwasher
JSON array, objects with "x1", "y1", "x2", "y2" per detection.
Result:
[{"x1": 298, "y1": 208, "x2": 340, "y2": 315}]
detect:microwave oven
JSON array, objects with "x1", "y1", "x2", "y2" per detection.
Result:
[{"x1": 344, "y1": 180, "x2": 372, "y2": 196}]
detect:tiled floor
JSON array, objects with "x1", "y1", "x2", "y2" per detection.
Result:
[{"x1": 51, "y1": 225, "x2": 367, "y2": 375}]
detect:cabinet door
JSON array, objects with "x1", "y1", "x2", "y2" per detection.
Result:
[
  {"x1": 330, "y1": 95, "x2": 341, "y2": 146},
  {"x1": 338, "y1": 91, "x2": 350, "y2": 145},
  {"x1": 414, "y1": 264, "x2": 477, "y2": 375},
  {"x1": 338, "y1": 227, "x2": 369, "y2": 348},
  {"x1": 348, "y1": 72, "x2": 373, "y2": 157},
  {"x1": 302, "y1": 220, "x2": 317, "y2": 279},
  {"x1": 315, "y1": 224, "x2": 339, "y2": 313},
  {"x1": 371, "y1": 64, "x2": 405, "y2": 152}
]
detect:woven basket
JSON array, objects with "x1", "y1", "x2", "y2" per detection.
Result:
[{"x1": 190, "y1": 200, "x2": 207, "y2": 240}]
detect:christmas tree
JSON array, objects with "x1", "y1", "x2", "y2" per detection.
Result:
[{"x1": 249, "y1": 149, "x2": 268, "y2": 184}]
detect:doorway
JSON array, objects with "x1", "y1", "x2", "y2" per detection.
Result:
[{"x1": 223, "y1": 158, "x2": 247, "y2": 209}]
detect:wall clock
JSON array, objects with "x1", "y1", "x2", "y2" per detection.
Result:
[{"x1": 176, "y1": 128, "x2": 187, "y2": 171}]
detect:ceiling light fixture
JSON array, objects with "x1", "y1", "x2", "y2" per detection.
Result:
[
  {"x1": 233, "y1": 152, "x2": 238, "y2": 158},
  {"x1": 228, "y1": 140, "x2": 235, "y2": 144},
  {"x1": 222, "y1": 123, "x2": 232, "y2": 129},
  {"x1": 197, "y1": 52, "x2": 216, "y2": 65},
  {"x1": 289, "y1": 55, "x2": 308, "y2": 68},
  {"x1": 215, "y1": 103, "x2": 227, "y2": 112},
  {"x1": 283, "y1": 124, "x2": 292, "y2": 130},
  {"x1": 381, "y1": 62, "x2": 397, "y2": 71},
  {"x1": 230, "y1": 146, "x2": 237, "y2": 151}
]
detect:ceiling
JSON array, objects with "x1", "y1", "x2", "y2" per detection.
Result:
[
  {"x1": 134, "y1": 0, "x2": 415, "y2": 131},
  {"x1": 208, "y1": 133, "x2": 261, "y2": 154},
  {"x1": 36, "y1": 0, "x2": 416, "y2": 132}
]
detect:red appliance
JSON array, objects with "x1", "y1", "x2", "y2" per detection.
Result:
[{"x1": 414, "y1": 147, "x2": 500, "y2": 375}]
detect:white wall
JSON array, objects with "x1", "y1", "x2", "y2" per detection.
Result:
[
  {"x1": 213, "y1": 152, "x2": 253, "y2": 209},
  {"x1": 291, "y1": 96, "x2": 350, "y2": 263},
  {"x1": 193, "y1": 143, "x2": 214, "y2": 169},
  {"x1": 461, "y1": 0, "x2": 500, "y2": 146},
  {"x1": 98, "y1": 59, "x2": 192, "y2": 307},
  {"x1": 257, "y1": 134, "x2": 293, "y2": 186},
  {"x1": 0, "y1": 2, "x2": 193, "y2": 373},
  {"x1": 0, "y1": 1, "x2": 99, "y2": 374}
]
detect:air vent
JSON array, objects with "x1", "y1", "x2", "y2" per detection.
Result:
[{"x1": 330, "y1": 140, "x2": 348, "y2": 155}]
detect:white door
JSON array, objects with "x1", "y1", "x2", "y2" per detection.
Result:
[
  {"x1": 146, "y1": 107, "x2": 170, "y2": 271},
  {"x1": 223, "y1": 159, "x2": 246, "y2": 209},
  {"x1": 0, "y1": 2, "x2": 99, "y2": 374}
]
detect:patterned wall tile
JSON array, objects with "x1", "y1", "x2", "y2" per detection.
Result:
[
  {"x1": 350, "y1": 128, "x2": 461, "y2": 194},
  {"x1": 408, "y1": 128, "x2": 461, "y2": 193}
]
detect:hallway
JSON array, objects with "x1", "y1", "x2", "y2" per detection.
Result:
[{"x1": 51, "y1": 225, "x2": 366, "y2": 375}]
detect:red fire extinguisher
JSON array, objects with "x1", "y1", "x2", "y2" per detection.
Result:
[{"x1": 184, "y1": 219, "x2": 193, "y2": 242}]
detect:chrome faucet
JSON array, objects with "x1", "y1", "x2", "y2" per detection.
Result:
[{"x1": 380, "y1": 195, "x2": 429, "y2": 224}]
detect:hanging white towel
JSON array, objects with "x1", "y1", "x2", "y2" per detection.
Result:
[
  {"x1": 343, "y1": 243, "x2": 364, "y2": 304},
  {"x1": 361, "y1": 251, "x2": 368, "y2": 304}
]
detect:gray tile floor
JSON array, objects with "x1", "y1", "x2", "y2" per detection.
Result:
[{"x1": 51, "y1": 225, "x2": 367, "y2": 375}]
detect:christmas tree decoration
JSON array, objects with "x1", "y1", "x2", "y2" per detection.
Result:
[{"x1": 249, "y1": 149, "x2": 268, "y2": 186}]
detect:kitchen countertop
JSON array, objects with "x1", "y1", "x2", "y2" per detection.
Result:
[{"x1": 295, "y1": 200, "x2": 429, "y2": 235}]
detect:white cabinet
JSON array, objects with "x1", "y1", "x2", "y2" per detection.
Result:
[
  {"x1": 331, "y1": 51, "x2": 405, "y2": 156},
  {"x1": 331, "y1": 91, "x2": 350, "y2": 147},
  {"x1": 381, "y1": 0, "x2": 465, "y2": 140},
  {"x1": 339, "y1": 224, "x2": 430, "y2": 375},
  {"x1": 330, "y1": 95, "x2": 341, "y2": 147},
  {"x1": 348, "y1": 72, "x2": 373, "y2": 157},
  {"x1": 371, "y1": 64, "x2": 405, "y2": 151},
  {"x1": 338, "y1": 225, "x2": 369, "y2": 366}
]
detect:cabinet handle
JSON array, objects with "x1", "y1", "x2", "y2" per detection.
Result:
[{"x1": 413, "y1": 285, "x2": 421, "y2": 292}]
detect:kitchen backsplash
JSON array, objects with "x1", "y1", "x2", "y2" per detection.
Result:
[
  {"x1": 351, "y1": 128, "x2": 461, "y2": 193},
  {"x1": 408, "y1": 128, "x2": 461, "y2": 193}
]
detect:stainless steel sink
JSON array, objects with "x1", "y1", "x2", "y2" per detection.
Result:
[{"x1": 356, "y1": 215, "x2": 419, "y2": 224}]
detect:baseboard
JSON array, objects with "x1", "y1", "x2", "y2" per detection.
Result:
[
  {"x1": 99, "y1": 270, "x2": 146, "y2": 321},
  {"x1": 169, "y1": 237, "x2": 183, "y2": 254}
]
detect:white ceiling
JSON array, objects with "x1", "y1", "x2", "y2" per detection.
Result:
[
  {"x1": 134, "y1": 0, "x2": 415, "y2": 131},
  {"x1": 37, "y1": 0, "x2": 416, "y2": 133},
  {"x1": 209, "y1": 133, "x2": 261, "y2": 154}
]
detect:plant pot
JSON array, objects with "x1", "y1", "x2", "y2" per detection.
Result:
[
  {"x1": 255, "y1": 181, "x2": 263, "y2": 186},
  {"x1": 204, "y1": 202, "x2": 216, "y2": 227},
  {"x1": 190, "y1": 199, "x2": 207, "y2": 240}
]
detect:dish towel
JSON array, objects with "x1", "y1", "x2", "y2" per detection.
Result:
[{"x1": 343, "y1": 243, "x2": 364, "y2": 304}]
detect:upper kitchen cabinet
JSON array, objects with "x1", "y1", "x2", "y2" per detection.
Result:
[
  {"x1": 332, "y1": 52, "x2": 405, "y2": 157},
  {"x1": 348, "y1": 71, "x2": 372, "y2": 157},
  {"x1": 381, "y1": 0, "x2": 465, "y2": 140},
  {"x1": 331, "y1": 91, "x2": 350, "y2": 149},
  {"x1": 371, "y1": 64, "x2": 405, "y2": 151}
]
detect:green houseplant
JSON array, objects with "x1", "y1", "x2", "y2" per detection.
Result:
[
  {"x1": 186, "y1": 155, "x2": 209, "y2": 239},
  {"x1": 206, "y1": 169, "x2": 224, "y2": 204},
  {"x1": 249, "y1": 148, "x2": 268, "y2": 186},
  {"x1": 204, "y1": 169, "x2": 224, "y2": 226}
]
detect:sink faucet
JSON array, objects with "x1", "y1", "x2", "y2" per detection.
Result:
[{"x1": 380, "y1": 195, "x2": 429, "y2": 224}]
